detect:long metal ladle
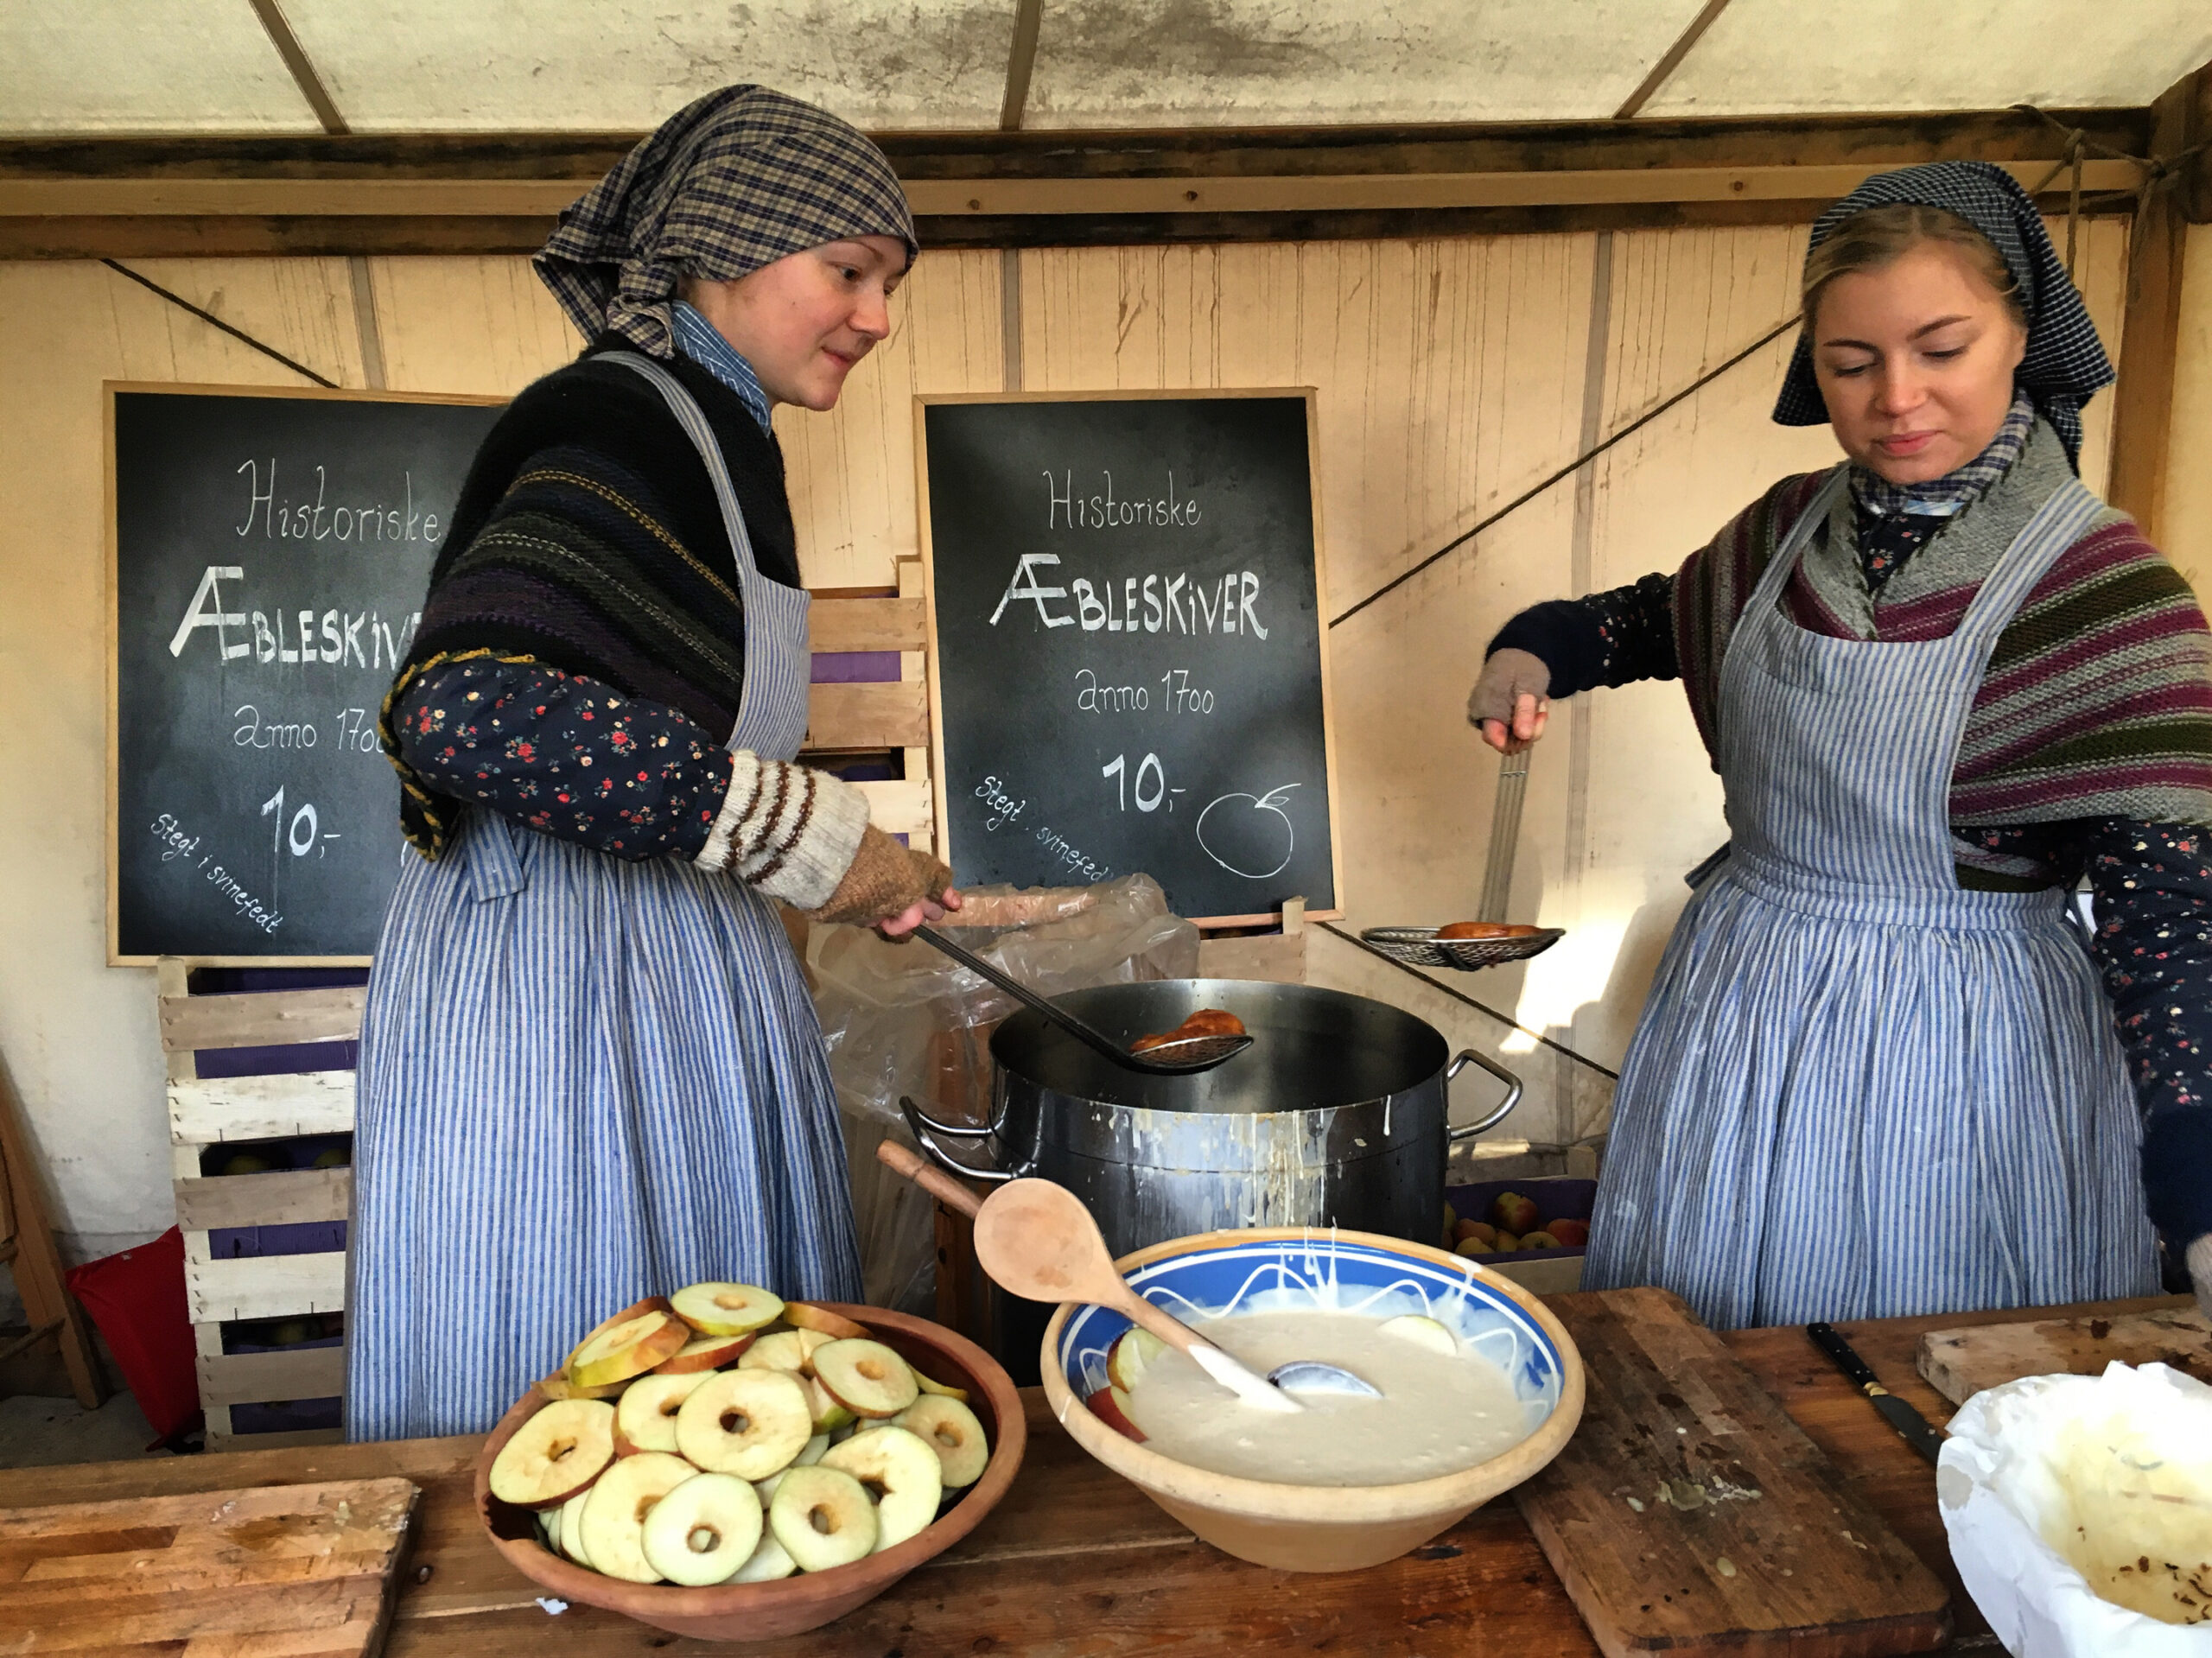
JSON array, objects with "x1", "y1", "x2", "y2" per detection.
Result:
[
  {"x1": 911, "y1": 924, "x2": 1253, "y2": 1076},
  {"x1": 877, "y1": 1144, "x2": 1378, "y2": 1403}
]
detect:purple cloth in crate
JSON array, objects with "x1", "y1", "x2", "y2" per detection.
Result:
[
  {"x1": 230, "y1": 1397, "x2": 343, "y2": 1433},
  {"x1": 207, "y1": 1220, "x2": 347, "y2": 1260},
  {"x1": 188, "y1": 967, "x2": 370, "y2": 1080},
  {"x1": 810, "y1": 650, "x2": 899, "y2": 683}
]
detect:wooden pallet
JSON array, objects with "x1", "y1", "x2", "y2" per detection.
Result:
[{"x1": 160, "y1": 964, "x2": 359, "y2": 1451}]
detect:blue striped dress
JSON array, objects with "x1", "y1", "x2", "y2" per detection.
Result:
[
  {"x1": 345, "y1": 354, "x2": 860, "y2": 1441},
  {"x1": 1583, "y1": 470, "x2": 2159, "y2": 1330}
]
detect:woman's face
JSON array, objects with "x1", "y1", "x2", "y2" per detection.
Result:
[
  {"x1": 1811, "y1": 239, "x2": 2029, "y2": 485},
  {"x1": 683, "y1": 234, "x2": 907, "y2": 411}
]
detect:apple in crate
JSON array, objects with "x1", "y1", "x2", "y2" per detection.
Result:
[
  {"x1": 576, "y1": 1451, "x2": 696, "y2": 1584},
  {"x1": 671, "y1": 1281, "x2": 785, "y2": 1337},
  {"x1": 893, "y1": 1394, "x2": 989, "y2": 1489},
  {"x1": 813, "y1": 1338, "x2": 920, "y2": 1419},
  {"x1": 676, "y1": 1369, "x2": 814, "y2": 1480},
  {"x1": 1548, "y1": 1217, "x2": 1590, "y2": 1248},
  {"x1": 487, "y1": 1397, "x2": 615, "y2": 1509},
  {"x1": 641, "y1": 1471, "x2": 764, "y2": 1587},
  {"x1": 1490, "y1": 1192, "x2": 1541, "y2": 1235},
  {"x1": 767, "y1": 1465, "x2": 879, "y2": 1572},
  {"x1": 822, "y1": 1426, "x2": 944, "y2": 1551}
]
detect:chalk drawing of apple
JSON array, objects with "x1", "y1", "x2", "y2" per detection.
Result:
[{"x1": 1196, "y1": 785, "x2": 1299, "y2": 880}]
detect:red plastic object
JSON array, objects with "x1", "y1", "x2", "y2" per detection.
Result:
[{"x1": 64, "y1": 1226, "x2": 201, "y2": 1442}]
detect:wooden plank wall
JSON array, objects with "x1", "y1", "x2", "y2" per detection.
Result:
[{"x1": 0, "y1": 219, "x2": 2139, "y2": 1255}]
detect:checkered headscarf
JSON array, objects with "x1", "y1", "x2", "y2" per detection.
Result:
[
  {"x1": 1773, "y1": 161, "x2": 2113, "y2": 469},
  {"x1": 535, "y1": 86, "x2": 918, "y2": 359}
]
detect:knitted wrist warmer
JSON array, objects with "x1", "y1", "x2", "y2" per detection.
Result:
[
  {"x1": 695, "y1": 753, "x2": 871, "y2": 909},
  {"x1": 810, "y1": 827, "x2": 953, "y2": 924},
  {"x1": 2190, "y1": 1235, "x2": 2212, "y2": 1319}
]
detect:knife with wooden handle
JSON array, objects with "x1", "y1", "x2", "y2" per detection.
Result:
[{"x1": 1806, "y1": 1322, "x2": 1948, "y2": 1464}]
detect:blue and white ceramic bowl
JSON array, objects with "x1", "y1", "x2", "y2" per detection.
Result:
[{"x1": 1039, "y1": 1227, "x2": 1585, "y2": 1572}]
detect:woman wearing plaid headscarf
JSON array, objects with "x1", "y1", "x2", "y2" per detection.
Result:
[
  {"x1": 346, "y1": 87, "x2": 957, "y2": 1441},
  {"x1": 1469, "y1": 162, "x2": 2212, "y2": 1330}
]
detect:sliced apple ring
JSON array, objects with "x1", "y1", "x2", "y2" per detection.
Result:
[
  {"x1": 1106, "y1": 1327, "x2": 1166, "y2": 1393},
  {"x1": 893, "y1": 1394, "x2": 989, "y2": 1489},
  {"x1": 912, "y1": 1366, "x2": 970, "y2": 1403},
  {"x1": 812, "y1": 1338, "x2": 920, "y2": 1420},
  {"x1": 613, "y1": 1369, "x2": 714, "y2": 1457},
  {"x1": 766, "y1": 1464, "x2": 878, "y2": 1572},
  {"x1": 671, "y1": 1281, "x2": 785, "y2": 1338},
  {"x1": 799, "y1": 1374, "x2": 855, "y2": 1434},
  {"x1": 557, "y1": 1484, "x2": 595, "y2": 1567},
  {"x1": 1376, "y1": 1313, "x2": 1459, "y2": 1356},
  {"x1": 558, "y1": 1296, "x2": 671, "y2": 1375},
  {"x1": 780, "y1": 1301, "x2": 871, "y2": 1340},
  {"x1": 535, "y1": 1371, "x2": 628, "y2": 1402},
  {"x1": 675, "y1": 1369, "x2": 814, "y2": 1480},
  {"x1": 653, "y1": 1329, "x2": 756, "y2": 1375},
  {"x1": 640, "y1": 1471, "x2": 764, "y2": 1587},
  {"x1": 738, "y1": 1328, "x2": 833, "y2": 1376},
  {"x1": 1085, "y1": 1385, "x2": 1146, "y2": 1443},
  {"x1": 729, "y1": 1528, "x2": 798, "y2": 1582},
  {"x1": 488, "y1": 1398, "x2": 616, "y2": 1510},
  {"x1": 822, "y1": 1426, "x2": 943, "y2": 1552},
  {"x1": 576, "y1": 1450, "x2": 694, "y2": 1584},
  {"x1": 569, "y1": 1308, "x2": 689, "y2": 1390}
]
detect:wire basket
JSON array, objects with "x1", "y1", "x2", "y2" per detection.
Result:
[{"x1": 1361, "y1": 925, "x2": 1565, "y2": 971}]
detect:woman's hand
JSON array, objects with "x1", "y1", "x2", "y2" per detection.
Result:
[
  {"x1": 1467, "y1": 648, "x2": 1552, "y2": 754},
  {"x1": 878, "y1": 884, "x2": 961, "y2": 940}
]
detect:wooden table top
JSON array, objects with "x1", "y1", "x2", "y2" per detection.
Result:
[{"x1": 1, "y1": 1293, "x2": 2188, "y2": 1655}]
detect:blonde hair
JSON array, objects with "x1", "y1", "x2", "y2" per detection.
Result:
[{"x1": 1802, "y1": 204, "x2": 2027, "y2": 330}]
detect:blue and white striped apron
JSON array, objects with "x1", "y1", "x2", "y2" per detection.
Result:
[
  {"x1": 1583, "y1": 469, "x2": 2158, "y2": 1331},
  {"x1": 346, "y1": 354, "x2": 861, "y2": 1441}
]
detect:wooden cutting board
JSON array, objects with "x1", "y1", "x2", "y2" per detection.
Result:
[
  {"x1": 0, "y1": 1476, "x2": 417, "y2": 1655},
  {"x1": 1513, "y1": 1287, "x2": 1950, "y2": 1658},
  {"x1": 1916, "y1": 1305, "x2": 2212, "y2": 1405}
]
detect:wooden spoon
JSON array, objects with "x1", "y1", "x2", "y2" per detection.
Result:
[{"x1": 875, "y1": 1145, "x2": 1376, "y2": 1405}]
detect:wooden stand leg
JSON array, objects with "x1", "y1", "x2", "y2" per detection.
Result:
[{"x1": 0, "y1": 1058, "x2": 106, "y2": 1410}]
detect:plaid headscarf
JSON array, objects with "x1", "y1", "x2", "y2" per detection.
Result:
[
  {"x1": 535, "y1": 86, "x2": 918, "y2": 359},
  {"x1": 1773, "y1": 161, "x2": 2114, "y2": 469}
]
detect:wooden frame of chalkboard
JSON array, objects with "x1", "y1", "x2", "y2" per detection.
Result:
[
  {"x1": 105, "y1": 380, "x2": 505, "y2": 968},
  {"x1": 913, "y1": 388, "x2": 1344, "y2": 929}
]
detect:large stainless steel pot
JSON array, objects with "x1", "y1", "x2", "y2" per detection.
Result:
[{"x1": 899, "y1": 978, "x2": 1520, "y2": 1260}]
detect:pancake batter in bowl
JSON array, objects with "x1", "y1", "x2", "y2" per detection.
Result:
[{"x1": 1123, "y1": 1310, "x2": 1530, "y2": 1485}]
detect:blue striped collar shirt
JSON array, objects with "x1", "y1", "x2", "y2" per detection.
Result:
[{"x1": 670, "y1": 301, "x2": 774, "y2": 435}]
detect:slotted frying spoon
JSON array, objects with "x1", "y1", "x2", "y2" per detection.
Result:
[
  {"x1": 876, "y1": 1145, "x2": 1377, "y2": 1405},
  {"x1": 912, "y1": 924, "x2": 1253, "y2": 1075}
]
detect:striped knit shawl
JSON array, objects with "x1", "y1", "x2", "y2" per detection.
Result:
[
  {"x1": 381, "y1": 348, "x2": 793, "y2": 858},
  {"x1": 1674, "y1": 420, "x2": 2212, "y2": 833}
]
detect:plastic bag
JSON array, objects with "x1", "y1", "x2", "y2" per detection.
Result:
[
  {"x1": 811, "y1": 875, "x2": 1198, "y2": 1310},
  {"x1": 1938, "y1": 1362, "x2": 2212, "y2": 1655}
]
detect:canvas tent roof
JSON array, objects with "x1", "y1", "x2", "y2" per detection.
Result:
[{"x1": 6, "y1": 0, "x2": 2212, "y2": 137}]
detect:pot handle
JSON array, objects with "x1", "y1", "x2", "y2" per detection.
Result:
[
  {"x1": 1445, "y1": 1050, "x2": 1523, "y2": 1141},
  {"x1": 898, "y1": 1096, "x2": 1017, "y2": 1185}
]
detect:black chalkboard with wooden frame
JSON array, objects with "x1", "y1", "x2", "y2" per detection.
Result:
[
  {"x1": 916, "y1": 390, "x2": 1342, "y2": 926},
  {"x1": 107, "y1": 382, "x2": 505, "y2": 965}
]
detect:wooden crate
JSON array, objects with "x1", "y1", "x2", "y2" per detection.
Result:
[{"x1": 158, "y1": 961, "x2": 359, "y2": 1451}]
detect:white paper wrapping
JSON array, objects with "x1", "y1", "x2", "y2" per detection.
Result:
[{"x1": 1938, "y1": 1362, "x2": 2212, "y2": 1656}]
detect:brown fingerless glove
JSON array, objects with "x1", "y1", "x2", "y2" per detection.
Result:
[{"x1": 810, "y1": 825, "x2": 955, "y2": 925}]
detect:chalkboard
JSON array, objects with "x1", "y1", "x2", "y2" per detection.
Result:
[
  {"x1": 109, "y1": 384, "x2": 505, "y2": 963},
  {"x1": 918, "y1": 391, "x2": 1339, "y2": 924}
]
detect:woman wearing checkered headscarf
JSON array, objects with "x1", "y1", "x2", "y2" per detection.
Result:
[
  {"x1": 1470, "y1": 161, "x2": 2212, "y2": 1329},
  {"x1": 348, "y1": 88, "x2": 955, "y2": 1441}
]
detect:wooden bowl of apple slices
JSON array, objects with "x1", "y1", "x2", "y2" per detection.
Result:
[{"x1": 474, "y1": 1292, "x2": 1026, "y2": 1642}]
